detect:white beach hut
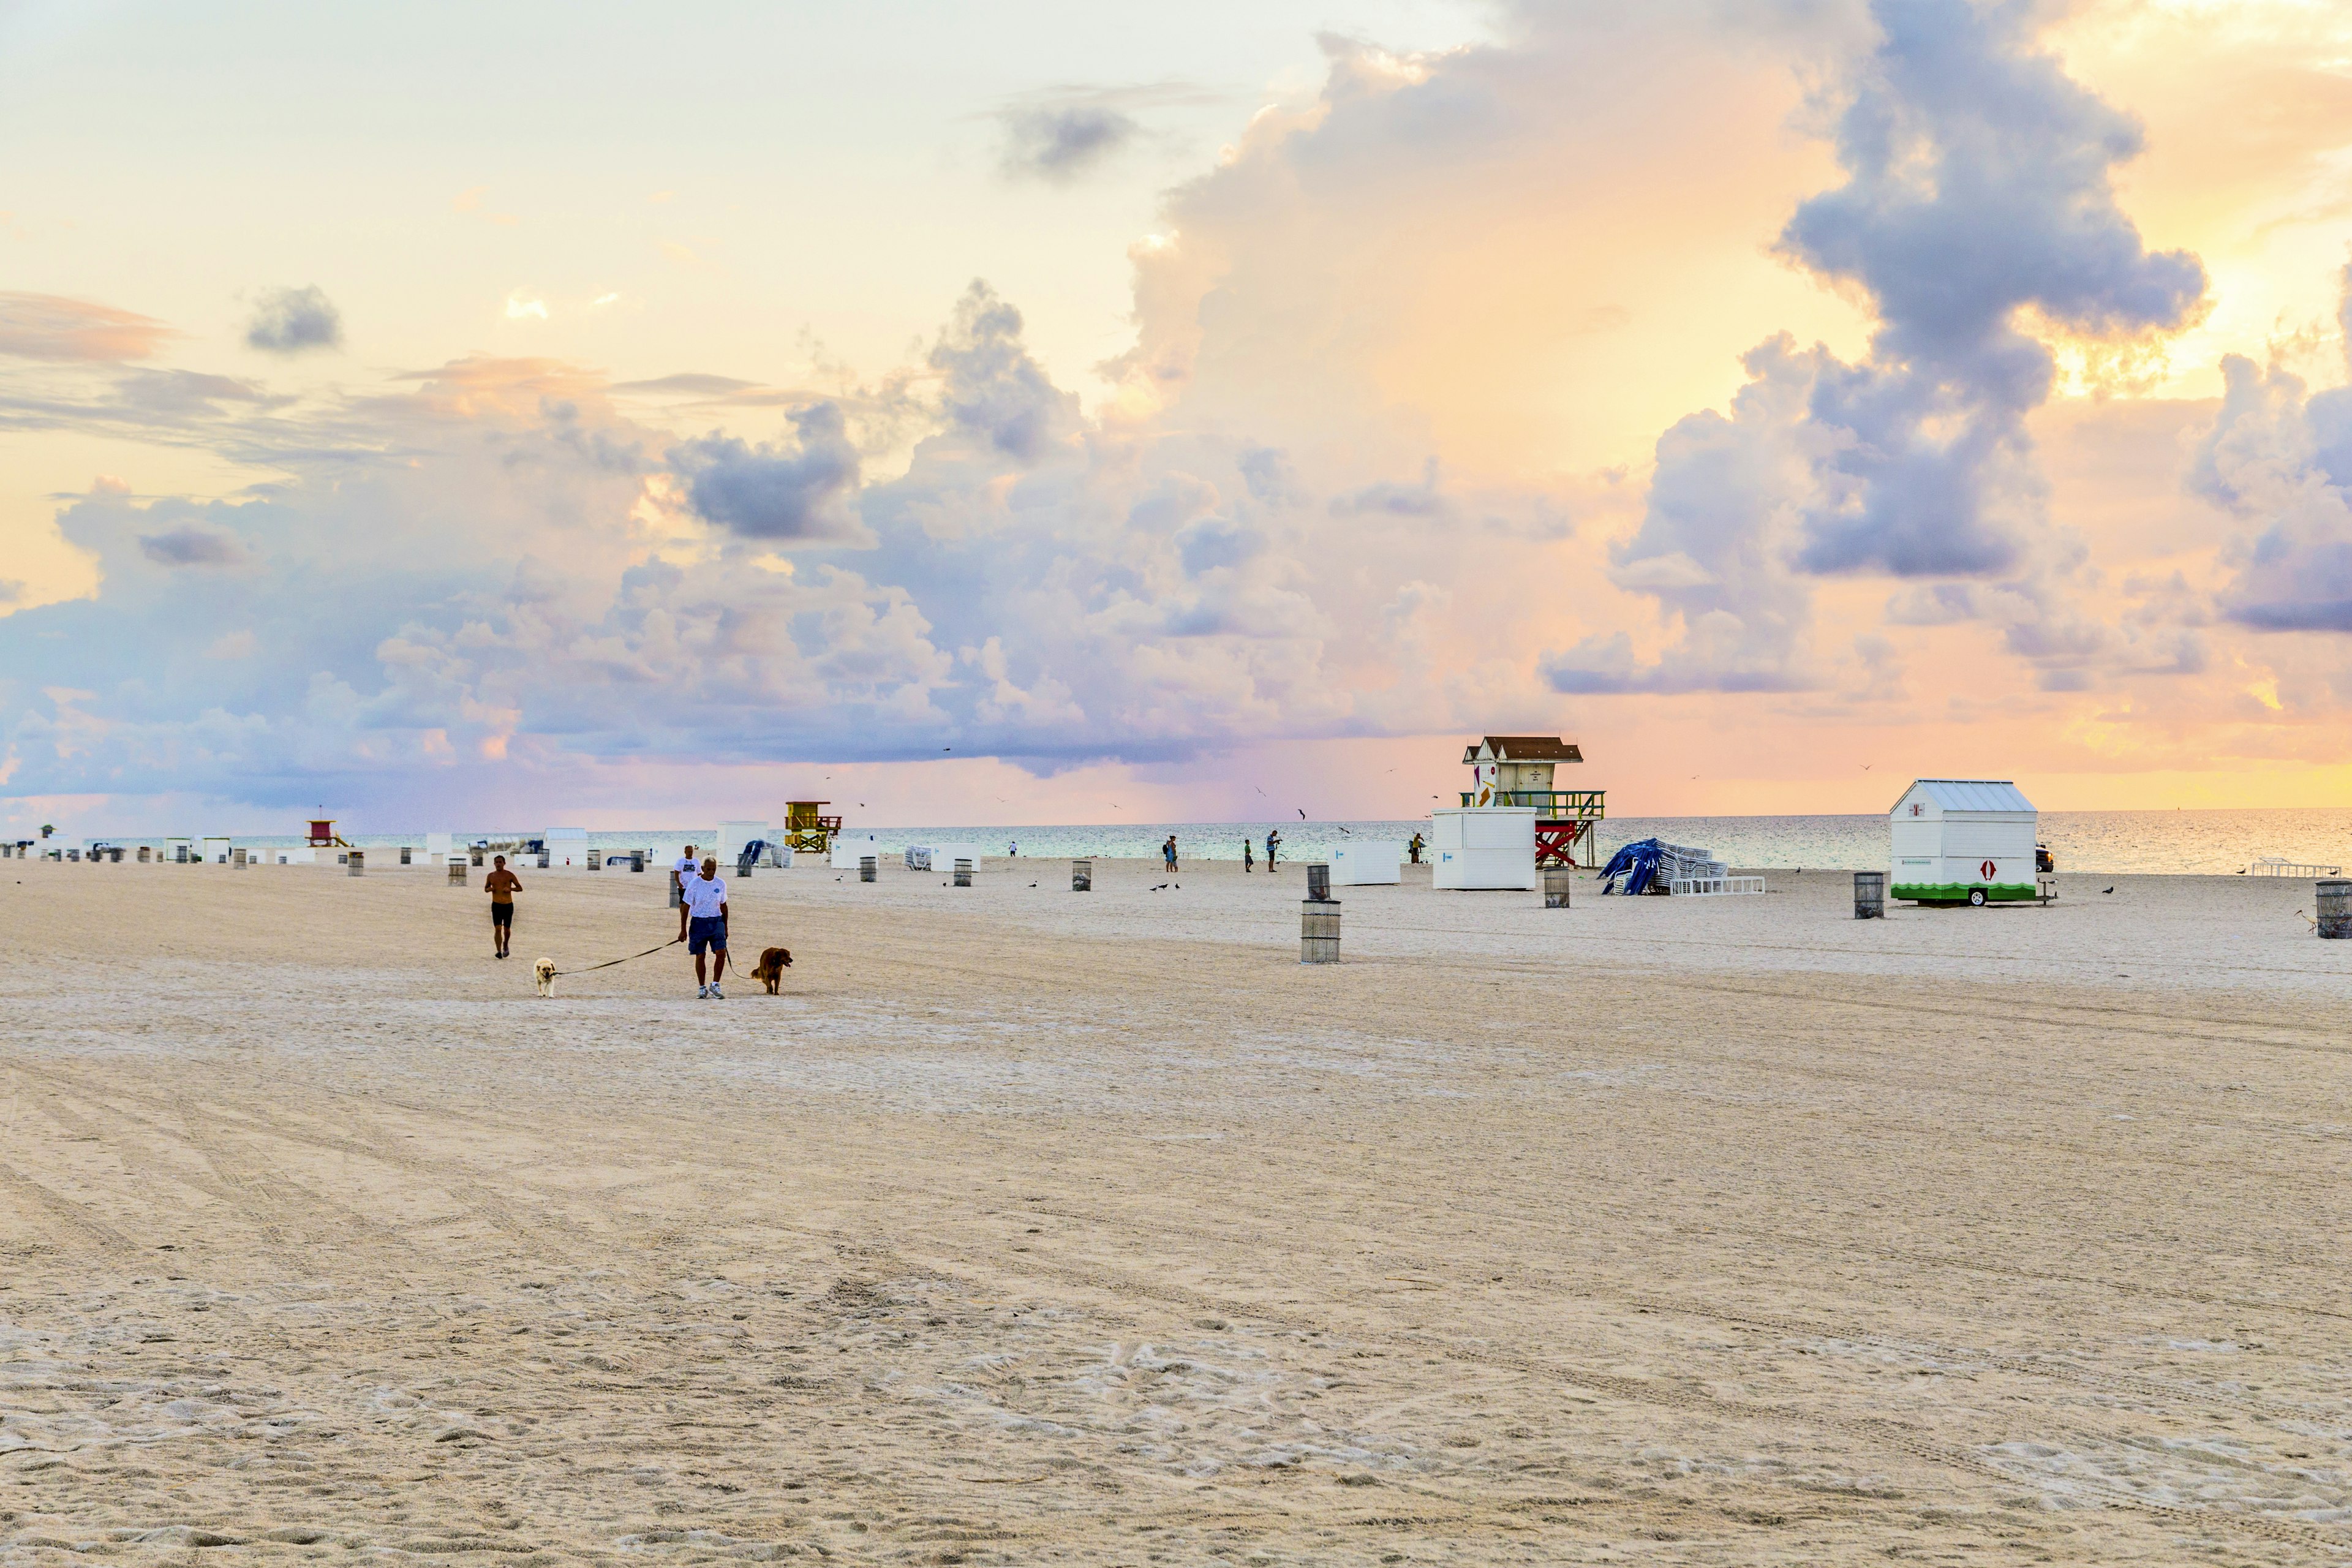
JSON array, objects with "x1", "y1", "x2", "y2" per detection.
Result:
[
  {"x1": 830, "y1": 831, "x2": 881, "y2": 870},
  {"x1": 202, "y1": 835, "x2": 232, "y2": 865},
  {"x1": 1890, "y1": 779, "x2": 2041, "y2": 906},
  {"x1": 544, "y1": 826, "x2": 589, "y2": 867},
  {"x1": 1428, "y1": 807, "x2": 1538, "y2": 890},
  {"x1": 1327, "y1": 840, "x2": 1403, "y2": 886}
]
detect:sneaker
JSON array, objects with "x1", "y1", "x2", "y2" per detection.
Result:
[
  {"x1": 708, "y1": 984, "x2": 724, "y2": 1000},
  {"x1": 697, "y1": 983, "x2": 709, "y2": 998}
]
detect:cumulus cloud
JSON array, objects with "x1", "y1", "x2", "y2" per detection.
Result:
[
  {"x1": 0, "y1": 292, "x2": 170, "y2": 361},
  {"x1": 928, "y1": 281, "x2": 1071, "y2": 462},
  {"x1": 244, "y1": 285, "x2": 344, "y2": 353},
  {"x1": 2189, "y1": 268, "x2": 2352, "y2": 633},
  {"x1": 1551, "y1": 0, "x2": 2207, "y2": 696},
  {"x1": 669, "y1": 403, "x2": 862, "y2": 540},
  {"x1": 138, "y1": 526, "x2": 249, "y2": 567},
  {"x1": 998, "y1": 105, "x2": 1140, "y2": 183}
]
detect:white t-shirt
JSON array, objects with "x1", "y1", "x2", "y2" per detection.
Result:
[
  {"x1": 673, "y1": 855, "x2": 699, "y2": 883},
  {"x1": 680, "y1": 873, "x2": 728, "y2": 919}
]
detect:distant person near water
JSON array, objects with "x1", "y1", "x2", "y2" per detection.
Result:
[
  {"x1": 1163, "y1": 835, "x2": 1179, "y2": 873},
  {"x1": 1008, "y1": 840, "x2": 1018, "y2": 858},
  {"x1": 679, "y1": 855, "x2": 729, "y2": 999},
  {"x1": 1266, "y1": 829, "x2": 1281, "y2": 867},
  {"x1": 1409, "y1": 832, "x2": 1426, "y2": 865},
  {"x1": 1243, "y1": 839, "x2": 1254, "y2": 873},
  {"x1": 484, "y1": 854, "x2": 521, "y2": 959}
]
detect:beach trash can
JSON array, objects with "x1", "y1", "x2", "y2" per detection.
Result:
[
  {"x1": 231, "y1": 848, "x2": 246, "y2": 870},
  {"x1": 537, "y1": 850, "x2": 550, "y2": 869},
  {"x1": 587, "y1": 848, "x2": 602, "y2": 872},
  {"x1": 1854, "y1": 870, "x2": 1885, "y2": 920},
  {"x1": 2320, "y1": 878, "x2": 2352, "y2": 940},
  {"x1": 1544, "y1": 865, "x2": 1574, "y2": 909},
  {"x1": 1301, "y1": 898, "x2": 1341, "y2": 963},
  {"x1": 1072, "y1": 858, "x2": 1091, "y2": 892},
  {"x1": 448, "y1": 859, "x2": 466, "y2": 886},
  {"x1": 109, "y1": 846, "x2": 124, "y2": 864},
  {"x1": 137, "y1": 846, "x2": 151, "y2": 864},
  {"x1": 470, "y1": 848, "x2": 484, "y2": 867},
  {"x1": 399, "y1": 846, "x2": 412, "y2": 865},
  {"x1": 954, "y1": 857, "x2": 973, "y2": 888},
  {"x1": 860, "y1": 855, "x2": 876, "y2": 883},
  {"x1": 1306, "y1": 862, "x2": 1331, "y2": 902},
  {"x1": 631, "y1": 851, "x2": 645, "y2": 873},
  {"x1": 347, "y1": 849, "x2": 364, "y2": 877}
]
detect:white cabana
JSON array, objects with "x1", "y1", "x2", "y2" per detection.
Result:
[
  {"x1": 830, "y1": 831, "x2": 882, "y2": 870},
  {"x1": 1429, "y1": 807, "x2": 1537, "y2": 890},
  {"x1": 1327, "y1": 841, "x2": 1403, "y2": 886},
  {"x1": 1890, "y1": 779, "x2": 2041, "y2": 906},
  {"x1": 543, "y1": 826, "x2": 590, "y2": 867}
]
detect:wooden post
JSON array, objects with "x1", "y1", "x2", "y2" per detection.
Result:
[
  {"x1": 1072, "y1": 858, "x2": 1091, "y2": 892},
  {"x1": 1853, "y1": 870, "x2": 1885, "y2": 921}
]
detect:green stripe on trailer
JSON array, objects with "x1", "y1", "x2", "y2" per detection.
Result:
[{"x1": 1891, "y1": 882, "x2": 2038, "y2": 903}]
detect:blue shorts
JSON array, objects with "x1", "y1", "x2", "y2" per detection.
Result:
[{"x1": 688, "y1": 915, "x2": 727, "y2": 955}]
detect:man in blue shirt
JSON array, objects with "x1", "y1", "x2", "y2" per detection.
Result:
[{"x1": 677, "y1": 855, "x2": 730, "y2": 998}]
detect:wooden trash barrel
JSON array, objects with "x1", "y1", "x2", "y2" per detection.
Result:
[
  {"x1": 108, "y1": 846, "x2": 125, "y2": 863},
  {"x1": 448, "y1": 859, "x2": 467, "y2": 886},
  {"x1": 1544, "y1": 865, "x2": 1574, "y2": 908},
  {"x1": 232, "y1": 848, "x2": 246, "y2": 870},
  {"x1": 1072, "y1": 858, "x2": 1092, "y2": 892},
  {"x1": 1300, "y1": 899, "x2": 1341, "y2": 964},
  {"x1": 953, "y1": 857, "x2": 973, "y2": 888},
  {"x1": 470, "y1": 848, "x2": 484, "y2": 867},
  {"x1": 631, "y1": 851, "x2": 646, "y2": 873},
  {"x1": 347, "y1": 849, "x2": 365, "y2": 878},
  {"x1": 137, "y1": 846, "x2": 151, "y2": 864},
  {"x1": 399, "y1": 846, "x2": 412, "y2": 865},
  {"x1": 2320, "y1": 878, "x2": 2352, "y2": 940},
  {"x1": 860, "y1": 856, "x2": 877, "y2": 883},
  {"x1": 537, "y1": 850, "x2": 551, "y2": 869},
  {"x1": 1853, "y1": 870, "x2": 1885, "y2": 920},
  {"x1": 1306, "y1": 862, "x2": 1331, "y2": 902},
  {"x1": 587, "y1": 848, "x2": 602, "y2": 872}
]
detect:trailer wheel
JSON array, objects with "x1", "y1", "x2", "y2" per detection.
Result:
[{"x1": 1968, "y1": 888, "x2": 1988, "y2": 907}]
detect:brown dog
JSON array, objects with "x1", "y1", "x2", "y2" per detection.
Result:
[{"x1": 750, "y1": 946, "x2": 793, "y2": 994}]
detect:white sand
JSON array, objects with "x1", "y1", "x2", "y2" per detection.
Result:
[{"x1": 2, "y1": 855, "x2": 2349, "y2": 1563}]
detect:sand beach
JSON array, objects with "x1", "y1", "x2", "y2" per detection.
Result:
[{"x1": 3, "y1": 856, "x2": 2350, "y2": 1564}]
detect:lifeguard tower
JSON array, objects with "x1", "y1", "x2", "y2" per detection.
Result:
[
  {"x1": 783, "y1": 801, "x2": 842, "y2": 855},
  {"x1": 1459, "y1": 736, "x2": 1604, "y2": 868},
  {"x1": 306, "y1": 818, "x2": 350, "y2": 848}
]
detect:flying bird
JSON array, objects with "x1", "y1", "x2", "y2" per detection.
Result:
[{"x1": 1297, "y1": 808, "x2": 1306, "y2": 819}]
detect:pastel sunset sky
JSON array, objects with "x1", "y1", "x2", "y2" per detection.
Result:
[{"x1": 6, "y1": 0, "x2": 2352, "y2": 832}]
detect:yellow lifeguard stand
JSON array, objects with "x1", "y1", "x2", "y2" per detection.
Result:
[
  {"x1": 783, "y1": 801, "x2": 842, "y2": 854},
  {"x1": 1460, "y1": 736, "x2": 1604, "y2": 867}
]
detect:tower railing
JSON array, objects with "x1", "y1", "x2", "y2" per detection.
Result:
[{"x1": 1459, "y1": 790, "x2": 1606, "y2": 817}]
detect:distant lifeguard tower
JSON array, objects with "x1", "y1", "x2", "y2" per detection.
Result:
[
  {"x1": 306, "y1": 818, "x2": 350, "y2": 848},
  {"x1": 783, "y1": 801, "x2": 842, "y2": 855},
  {"x1": 1459, "y1": 736, "x2": 1604, "y2": 868}
]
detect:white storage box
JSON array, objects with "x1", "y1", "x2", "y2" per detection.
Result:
[
  {"x1": 831, "y1": 832, "x2": 882, "y2": 870},
  {"x1": 1429, "y1": 808, "x2": 1537, "y2": 890},
  {"x1": 1327, "y1": 841, "x2": 1403, "y2": 886}
]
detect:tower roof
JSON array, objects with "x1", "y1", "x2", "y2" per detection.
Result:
[{"x1": 1463, "y1": 735, "x2": 1583, "y2": 764}]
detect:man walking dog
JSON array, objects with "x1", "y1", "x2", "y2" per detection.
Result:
[{"x1": 679, "y1": 854, "x2": 729, "y2": 998}]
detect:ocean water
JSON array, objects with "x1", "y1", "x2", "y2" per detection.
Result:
[{"x1": 178, "y1": 808, "x2": 2352, "y2": 877}]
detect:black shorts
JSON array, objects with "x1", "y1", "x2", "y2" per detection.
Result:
[{"x1": 491, "y1": 903, "x2": 513, "y2": 927}]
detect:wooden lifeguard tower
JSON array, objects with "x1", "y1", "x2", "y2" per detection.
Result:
[
  {"x1": 1460, "y1": 736, "x2": 1604, "y2": 868},
  {"x1": 782, "y1": 801, "x2": 842, "y2": 855},
  {"x1": 306, "y1": 818, "x2": 350, "y2": 848}
]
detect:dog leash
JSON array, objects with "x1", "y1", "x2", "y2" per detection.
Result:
[{"x1": 550, "y1": 937, "x2": 684, "y2": 978}]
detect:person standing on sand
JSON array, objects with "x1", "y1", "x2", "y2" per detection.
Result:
[
  {"x1": 484, "y1": 854, "x2": 521, "y2": 959},
  {"x1": 1267, "y1": 829, "x2": 1281, "y2": 868},
  {"x1": 670, "y1": 843, "x2": 698, "y2": 904},
  {"x1": 679, "y1": 855, "x2": 730, "y2": 998},
  {"x1": 1409, "y1": 832, "x2": 1425, "y2": 865},
  {"x1": 1243, "y1": 839, "x2": 1254, "y2": 873},
  {"x1": 1163, "y1": 835, "x2": 1179, "y2": 873}
]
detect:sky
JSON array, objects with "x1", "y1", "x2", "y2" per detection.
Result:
[{"x1": 4, "y1": 0, "x2": 2352, "y2": 836}]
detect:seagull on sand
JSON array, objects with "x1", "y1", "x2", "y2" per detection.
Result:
[{"x1": 2101, "y1": 886, "x2": 2115, "y2": 894}]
